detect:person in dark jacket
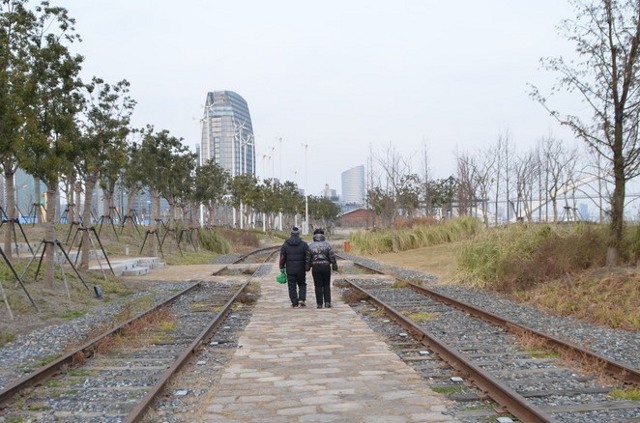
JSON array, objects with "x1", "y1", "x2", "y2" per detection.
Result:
[
  {"x1": 306, "y1": 228, "x2": 338, "y2": 308},
  {"x1": 279, "y1": 226, "x2": 309, "y2": 307}
]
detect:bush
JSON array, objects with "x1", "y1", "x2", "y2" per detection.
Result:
[
  {"x1": 197, "y1": 228, "x2": 233, "y2": 254},
  {"x1": 457, "y1": 223, "x2": 608, "y2": 291}
]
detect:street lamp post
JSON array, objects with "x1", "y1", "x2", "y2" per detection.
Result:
[
  {"x1": 278, "y1": 137, "x2": 283, "y2": 231},
  {"x1": 301, "y1": 143, "x2": 309, "y2": 235},
  {"x1": 239, "y1": 135, "x2": 254, "y2": 229},
  {"x1": 292, "y1": 169, "x2": 299, "y2": 227},
  {"x1": 199, "y1": 101, "x2": 219, "y2": 227}
]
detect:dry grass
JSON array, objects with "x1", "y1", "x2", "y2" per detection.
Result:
[
  {"x1": 235, "y1": 281, "x2": 260, "y2": 305},
  {"x1": 514, "y1": 268, "x2": 640, "y2": 331},
  {"x1": 341, "y1": 288, "x2": 369, "y2": 304},
  {"x1": 370, "y1": 242, "x2": 461, "y2": 281},
  {"x1": 403, "y1": 310, "x2": 437, "y2": 323}
]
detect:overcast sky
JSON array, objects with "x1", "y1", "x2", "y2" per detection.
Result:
[{"x1": 58, "y1": 0, "x2": 580, "y2": 197}]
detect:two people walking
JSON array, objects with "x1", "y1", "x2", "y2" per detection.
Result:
[{"x1": 279, "y1": 226, "x2": 338, "y2": 308}]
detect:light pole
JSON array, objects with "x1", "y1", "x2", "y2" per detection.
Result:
[
  {"x1": 241, "y1": 135, "x2": 254, "y2": 175},
  {"x1": 198, "y1": 100, "x2": 219, "y2": 227},
  {"x1": 230, "y1": 124, "x2": 239, "y2": 227},
  {"x1": 239, "y1": 135, "x2": 254, "y2": 229},
  {"x1": 278, "y1": 137, "x2": 283, "y2": 181},
  {"x1": 301, "y1": 143, "x2": 309, "y2": 235},
  {"x1": 270, "y1": 145, "x2": 276, "y2": 179},
  {"x1": 292, "y1": 169, "x2": 299, "y2": 227}
]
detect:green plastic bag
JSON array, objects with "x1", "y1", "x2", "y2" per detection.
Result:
[{"x1": 276, "y1": 269, "x2": 287, "y2": 284}]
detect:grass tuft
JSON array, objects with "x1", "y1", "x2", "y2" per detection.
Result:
[{"x1": 610, "y1": 388, "x2": 640, "y2": 401}]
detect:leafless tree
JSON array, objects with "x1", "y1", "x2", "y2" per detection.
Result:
[
  {"x1": 489, "y1": 132, "x2": 513, "y2": 225},
  {"x1": 370, "y1": 143, "x2": 414, "y2": 227},
  {"x1": 513, "y1": 151, "x2": 539, "y2": 221},
  {"x1": 531, "y1": 0, "x2": 640, "y2": 265},
  {"x1": 456, "y1": 151, "x2": 476, "y2": 217},
  {"x1": 420, "y1": 140, "x2": 433, "y2": 216},
  {"x1": 471, "y1": 146, "x2": 497, "y2": 227}
]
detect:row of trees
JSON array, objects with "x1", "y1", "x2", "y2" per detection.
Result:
[
  {"x1": 365, "y1": 136, "x2": 585, "y2": 227},
  {"x1": 0, "y1": 1, "x2": 340, "y2": 288},
  {"x1": 365, "y1": 0, "x2": 640, "y2": 267}
]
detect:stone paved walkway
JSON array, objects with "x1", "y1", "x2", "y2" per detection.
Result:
[{"x1": 201, "y1": 264, "x2": 459, "y2": 423}]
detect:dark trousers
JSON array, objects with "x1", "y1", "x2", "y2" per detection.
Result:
[
  {"x1": 287, "y1": 271, "x2": 306, "y2": 305},
  {"x1": 312, "y1": 264, "x2": 332, "y2": 305}
]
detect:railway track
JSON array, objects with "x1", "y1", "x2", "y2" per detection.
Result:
[
  {"x1": 337, "y1": 257, "x2": 640, "y2": 423},
  {"x1": 0, "y1": 248, "x2": 279, "y2": 423}
]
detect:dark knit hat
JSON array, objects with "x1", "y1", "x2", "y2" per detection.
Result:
[
  {"x1": 313, "y1": 228, "x2": 324, "y2": 235},
  {"x1": 291, "y1": 226, "x2": 300, "y2": 235}
]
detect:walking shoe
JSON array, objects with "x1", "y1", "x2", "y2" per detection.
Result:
[
  {"x1": 317, "y1": 304, "x2": 323, "y2": 309},
  {"x1": 325, "y1": 303, "x2": 332, "y2": 308},
  {"x1": 292, "y1": 303, "x2": 299, "y2": 308},
  {"x1": 300, "y1": 301, "x2": 306, "y2": 307}
]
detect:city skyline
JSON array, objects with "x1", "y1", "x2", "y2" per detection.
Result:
[{"x1": 58, "y1": 0, "x2": 579, "y2": 197}]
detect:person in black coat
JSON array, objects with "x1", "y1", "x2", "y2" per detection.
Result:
[
  {"x1": 279, "y1": 226, "x2": 309, "y2": 307},
  {"x1": 306, "y1": 228, "x2": 338, "y2": 308}
]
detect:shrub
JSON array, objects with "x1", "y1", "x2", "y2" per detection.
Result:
[
  {"x1": 197, "y1": 229, "x2": 232, "y2": 254},
  {"x1": 457, "y1": 223, "x2": 608, "y2": 291}
]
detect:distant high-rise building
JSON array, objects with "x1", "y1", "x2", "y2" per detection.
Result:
[
  {"x1": 341, "y1": 165, "x2": 365, "y2": 205},
  {"x1": 200, "y1": 91, "x2": 255, "y2": 176},
  {"x1": 322, "y1": 184, "x2": 339, "y2": 202}
]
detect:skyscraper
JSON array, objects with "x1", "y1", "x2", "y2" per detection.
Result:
[
  {"x1": 200, "y1": 91, "x2": 255, "y2": 176},
  {"x1": 341, "y1": 165, "x2": 365, "y2": 205}
]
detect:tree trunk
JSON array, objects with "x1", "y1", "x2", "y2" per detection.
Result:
[
  {"x1": 3, "y1": 169, "x2": 15, "y2": 259},
  {"x1": 80, "y1": 178, "x2": 97, "y2": 271},
  {"x1": 607, "y1": 144, "x2": 626, "y2": 266},
  {"x1": 34, "y1": 176, "x2": 42, "y2": 224},
  {"x1": 43, "y1": 184, "x2": 58, "y2": 288}
]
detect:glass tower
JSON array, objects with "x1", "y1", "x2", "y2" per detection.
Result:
[
  {"x1": 200, "y1": 91, "x2": 255, "y2": 176},
  {"x1": 341, "y1": 165, "x2": 365, "y2": 205}
]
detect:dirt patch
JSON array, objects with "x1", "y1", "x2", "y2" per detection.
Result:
[{"x1": 369, "y1": 242, "x2": 461, "y2": 281}]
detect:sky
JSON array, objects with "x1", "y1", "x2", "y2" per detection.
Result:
[{"x1": 57, "y1": 0, "x2": 580, "y2": 197}]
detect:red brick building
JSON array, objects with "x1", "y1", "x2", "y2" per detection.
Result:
[{"x1": 338, "y1": 208, "x2": 375, "y2": 228}]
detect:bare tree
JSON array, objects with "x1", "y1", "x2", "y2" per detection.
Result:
[
  {"x1": 513, "y1": 151, "x2": 538, "y2": 221},
  {"x1": 456, "y1": 151, "x2": 476, "y2": 217},
  {"x1": 371, "y1": 143, "x2": 414, "y2": 227},
  {"x1": 490, "y1": 132, "x2": 511, "y2": 225},
  {"x1": 420, "y1": 140, "x2": 433, "y2": 216},
  {"x1": 470, "y1": 146, "x2": 497, "y2": 227},
  {"x1": 531, "y1": 0, "x2": 640, "y2": 265}
]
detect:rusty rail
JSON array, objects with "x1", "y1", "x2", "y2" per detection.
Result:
[
  {"x1": 346, "y1": 280, "x2": 557, "y2": 422},
  {"x1": 407, "y1": 282, "x2": 640, "y2": 386},
  {"x1": 125, "y1": 280, "x2": 250, "y2": 423},
  {"x1": 0, "y1": 282, "x2": 202, "y2": 406}
]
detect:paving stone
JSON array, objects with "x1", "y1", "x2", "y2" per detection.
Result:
[{"x1": 201, "y1": 264, "x2": 460, "y2": 422}]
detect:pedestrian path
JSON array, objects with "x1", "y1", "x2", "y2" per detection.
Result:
[{"x1": 201, "y1": 264, "x2": 459, "y2": 423}]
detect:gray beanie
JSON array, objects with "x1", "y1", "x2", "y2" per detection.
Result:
[{"x1": 291, "y1": 226, "x2": 300, "y2": 235}]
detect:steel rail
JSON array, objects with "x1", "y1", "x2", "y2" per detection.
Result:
[
  {"x1": 0, "y1": 281, "x2": 202, "y2": 406},
  {"x1": 339, "y1": 252, "x2": 640, "y2": 386},
  {"x1": 124, "y1": 280, "x2": 250, "y2": 423},
  {"x1": 407, "y1": 281, "x2": 640, "y2": 386},
  {"x1": 346, "y1": 280, "x2": 557, "y2": 423},
  {"x1": 231, "y1": 245, "x2": 280, "y2": 264}
]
